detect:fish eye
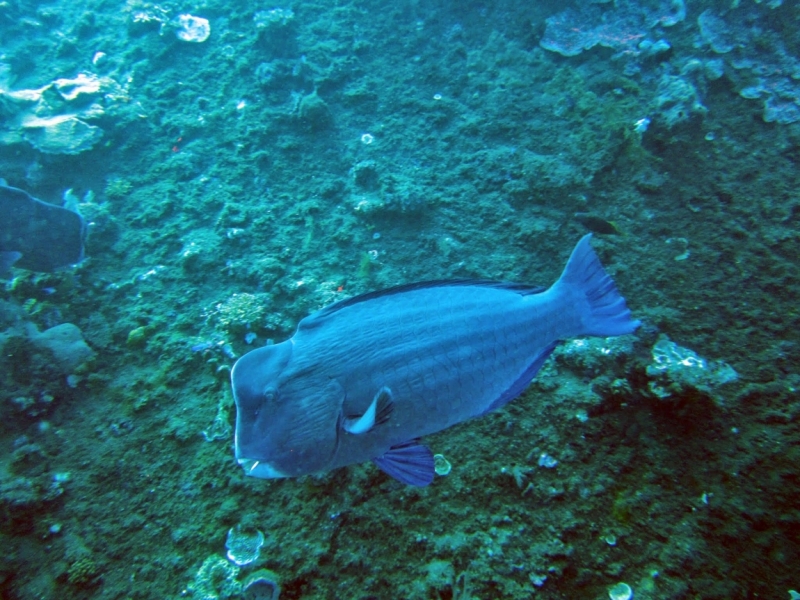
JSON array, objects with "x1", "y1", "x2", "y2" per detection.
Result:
[{"x1": 263, "y1": 387, "x2": 277, "y2": 403}]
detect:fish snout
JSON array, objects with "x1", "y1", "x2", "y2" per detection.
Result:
[{"x1": 237, "y1": 457, "x2": 287, "y2": 479}]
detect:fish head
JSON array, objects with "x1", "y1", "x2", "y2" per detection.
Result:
[{"x1": 231, "y1": 341, "x2": 343, "y2": 480}]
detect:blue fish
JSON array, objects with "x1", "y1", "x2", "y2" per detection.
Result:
[
  {"x1": 0, "y1": 184, "x2": 86, "y2": 273},
  {"x1": 232, "y1": 235, "x2": 640, "y2": 486}
]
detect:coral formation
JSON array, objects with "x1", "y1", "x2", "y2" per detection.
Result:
[
  {"x1": 541, "y1": 0, "x2": 685, "y2": 58},
  {"x1": 646, "y1": 335, "x2": 739, "y2": 401},
  {"x1": 66, "y1": 555, "x2": 100, "y2": 587},
  {"x1": 206, "y1": 293, "x2": 270, "y2": 336},
  {"x1": 225, "y1": 525, "x2": 266, "y2": 566},
  {"x1": 191, "y1": 555, "x2": 241, "y2": 600},
  {"x1": 0, "y1": 72, "x2": 124, "y2": 154},
  {"x1": 242, "y1": 569, "x2": 281, "y2": 600}
]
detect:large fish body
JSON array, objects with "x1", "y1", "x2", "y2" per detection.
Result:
[
  {"x1": 0, "y1": 184, "x2": 86, "y2": 272},
  {"x1": 232, "y1": 235, "x2": 640, "y2": 486}
]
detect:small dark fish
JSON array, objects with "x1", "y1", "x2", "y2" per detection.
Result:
[
  {"x1": 231, "y1": 236, "x2": 640, "y2": 486},
  {"x1": 0, "y1": 184, "x2": 87, "y2": 272},
  {"x1": 574, "y1": 212, "x2": 621, "y2": 235}
]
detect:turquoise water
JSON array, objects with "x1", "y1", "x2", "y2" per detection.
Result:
[{"x1": 1, "y1": 0, "x2": 799, "y2": 598}]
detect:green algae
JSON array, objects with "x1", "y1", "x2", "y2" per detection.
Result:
[
  {"x1": 357, "y1": 251, "x2": 373, "y2": 279},
  {"x1": 125, "y1": 325, "x2": 150, "y2": 348}
]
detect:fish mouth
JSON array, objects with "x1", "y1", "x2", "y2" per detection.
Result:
[{"x1": 237, "y1": 458, "x2": 287, "y2": 479}]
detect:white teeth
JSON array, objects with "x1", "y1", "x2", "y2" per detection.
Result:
[
  {"x1": 237, "y1": 459, "x2": 287, "y2": 479},
  {"x1": 237, "y1": 458, "x2": 259, "y2": 473}
]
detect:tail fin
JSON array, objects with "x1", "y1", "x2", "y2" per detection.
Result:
[{"x1": 559, "y1": 235, "x2": 640, "y2": 337}]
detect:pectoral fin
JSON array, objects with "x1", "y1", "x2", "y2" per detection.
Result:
[
  {"x1": 342, "y1": 386, "x2": 394, "y2": 434},
  {"x1": 373, "y1": 439, "x2": 435, "y2": 486}
]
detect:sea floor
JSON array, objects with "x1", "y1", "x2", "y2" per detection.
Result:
[{"x1": 1, "y1": 0, "x2": 799, "y2": 598}]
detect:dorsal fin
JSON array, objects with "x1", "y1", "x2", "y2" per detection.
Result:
[{"x1": 302, "y1": 279, "x2": 546, "y2": 327}]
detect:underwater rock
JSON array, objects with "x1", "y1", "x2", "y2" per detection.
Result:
[
  {"x1": 555, "y1": 336, "x2": 635, "y2": 379},
  {"x1": 254, "y1": 8, "x2": 294, "y2": 30},
  {"x1": 650, "y1": 74, "x2": 706, "y2": 128},
  {"x1": 254, "y1": 8, "x2": 297, "y2": 56},
  {"x1": 697, "y1": 10, "x2": 742, "y2": 54},
  {"x1": 520, "y1": 150, "x2": 585, "y2": 191},
  {"x1": 0, "y1": 472, "x2": 66, "y2": 533},
  {"x1": 298, "y1": 91, "x2": 332, "y2": 131},
  {"x1": 129, "y1": 9, "x2": 166, "y2": 34},
  {"x1": 352, "y1": 160, "x2": 380, "y2": 190},
  {"x1": 29, "y1": 323, "x2": 94, "y2": 375}
]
